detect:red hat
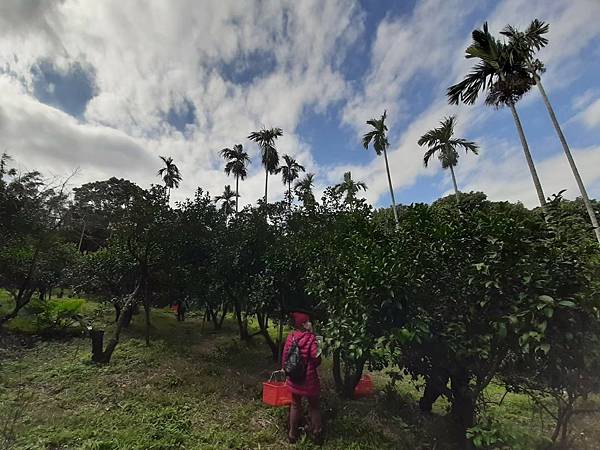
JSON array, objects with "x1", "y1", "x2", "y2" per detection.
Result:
[{"x1": 291, "y1": 312, "x2": 310, "y2": 328}]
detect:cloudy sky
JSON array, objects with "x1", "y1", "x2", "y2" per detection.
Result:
[{"x1": 1, "y1": 0, "x2": 599, "y2": 208}]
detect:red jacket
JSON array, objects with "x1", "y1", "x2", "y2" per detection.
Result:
[{"x1": 282, "y1": 330, "x2": 321, "y2": 397}]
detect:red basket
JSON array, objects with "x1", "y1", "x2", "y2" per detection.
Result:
[
  {"x1": 354, "y1": 374, "x2": 374, "y2": 399},
  {"x1": 262, "y1": 371, "x2": 292, "y2": 407}
]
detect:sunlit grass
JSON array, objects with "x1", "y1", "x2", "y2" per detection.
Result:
[{"x1": 1, "y1": 299, "x2": 599, "y2": 449}]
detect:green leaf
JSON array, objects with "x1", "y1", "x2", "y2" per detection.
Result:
[
  {"x1": 558, "y1": 300, "x2": 576, "y2": 308},
  {"x1": 497, "y1": 322, "x2": 507, "y2": 339}
]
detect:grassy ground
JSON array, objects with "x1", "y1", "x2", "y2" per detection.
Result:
[{"x1": 1, "y1": 296, "x2": 599, "y2": 449}]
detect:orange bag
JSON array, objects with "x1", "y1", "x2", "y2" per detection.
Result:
[
  {"x1": 354, "y1": 374, "x2": 374, "y2": 398},
  {"x1": 262, "y1": 370, "x2": 291, "y2": 407}
]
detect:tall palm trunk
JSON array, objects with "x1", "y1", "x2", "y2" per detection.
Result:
[
  {"x1": 235, "y1": 175, "x2": 239, "y2": 213},
  {"x1": 264, "y1": 170, "x2": 269, "y2": 208},
  {"x1": 288, "y1": 181, "x2": 292, "y2": 211},
  {"x1": 78, "y1": 219, "x2": 86, "y2": 252},
  {"x1": 382, "y1": 146, "x2": 399, "y2": 228},
  {"x1": 449, "y1": 165, "x2": 460, "y2": 204},
  {"x1": 508, "y1": 100, "x2": 546, "y2": 207},
  {"x1": 534, "y1": 76, "x2": 600, "y2": 243}
]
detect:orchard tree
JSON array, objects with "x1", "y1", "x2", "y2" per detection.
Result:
[
  {"x1": 386, "y1": 194, "x2": 595, "y2": 445},
  {"x1": 69, "y1": 177, "x2": 144, "y2": 252},
  {"x1": 306, "y1": 191, "x2": 400, "y2": 398},
  {"x1": 0, "y1": 156, "x2": 71, "y2": 326}
]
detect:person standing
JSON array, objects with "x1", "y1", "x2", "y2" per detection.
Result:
[
  {"x1": 174, "y1": 299, "x2": 186, "y2": 322},
  {"x1": 282, "y1": 312, "x2": 323, "y2": 444}
]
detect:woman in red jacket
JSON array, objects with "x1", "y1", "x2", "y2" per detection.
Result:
[{"x1": 282, "y1": 312, "x2": 323, "y2": 444}]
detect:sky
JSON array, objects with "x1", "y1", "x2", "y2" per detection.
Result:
[{"x1": 0, "y1": 0, "x2": 599, "y2": 208}]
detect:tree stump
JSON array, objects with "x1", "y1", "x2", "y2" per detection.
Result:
[{"x1": 90, "y1": 329, "x2": 105, "y2": 363}]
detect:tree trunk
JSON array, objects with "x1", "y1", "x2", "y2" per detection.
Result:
[
  {"x1": 90, "y1": 330, "x2": 105, "y2": 363},
  {"x1": 332, "y1": 351, "x2": 366, "y2": 399},
  {"x1": 78, "y1": 219, "x2": 86, "y2": 253},
  {"x1": 450, "y1": 371, "x2": 476, "y2": 450},
  {"x1": 206, "y1": 305, "x2": 216, "y2": 327},
  {"x1": 332, "y1": 351, "x2": 343, "y2": 393},
  {"x1": 535, "y1": 76, "x2": 600, "y2": 244},
  {"x1": 419, "y1": 367, "x2": 451, "y2": 413},
  {"x1": 257, "y1": 313, "x2": 278, "y2": 360},
  {"x1": 382, "y1": 146, "x2": 400, "y2": 229},
  {"x1": 449, "y1": 164, "x2": 460, "y2": 205},
  {"x1": 264, "y1": 170, "x2": 269, "y2": 209},
  {"x1": 0, "y1": 289, "x2": 35, "y2": 326},
  {"x1": 277, "y1": 307, "x2": 284, "y2": 364},
  {"x1": 233, "y1": 299, "x2": 248, "y2": 341},
  {"x1": 216, "y1": 302, "x2": 227, "y2": 329},
  {"x1": 235, "y1": 175, "x2": 239, "y2": 213},
  {"x1": 122, "y1": 306, "x2": 134, "y2": 328},
  {"x1": 508, "y1": 100, "x2": 546, "y2": 207},
  {"x1": 114, "y1": 303, "x2": 122, "y2": 322},
  {"x1": 144, "y1": 300, "x2": 151, "y2": 347},
  {"x1": 0, "y1": 243, "x2": 42, "y2": 326},
  {"x1": 288, "y1": 181, "x2": 292, "y2": 211},
  {"x1": 91, "y1": 284, "x2": 139, "y2": 364}
]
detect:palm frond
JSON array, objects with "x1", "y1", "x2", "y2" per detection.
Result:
[
  {"x1": 452, "y1": 138, "x2": 479, "y2": 154},
  {"x1": 423, "y1": 145, "x2": 444, "y2": 167},
  {"x1": 362, "y1": 130, "x2": 376, "y2": 150}
]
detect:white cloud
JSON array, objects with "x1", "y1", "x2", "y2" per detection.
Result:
[
  {"x1": 574, "y1": 98, "x2": 600, "y2": 129},
  {"x1": 0, "y1": 77, "x2": 154, "y2": 182},
  {"x1": 339, "y1": 0, "x2": 600, "y2": 207},
  {"x1": 342, "y1": 0, "x2": 481, "y2": 131},
  {"x1": 0, "y1": 0, "x2": 362, "y2": 206},
  {"x1": 461, "y1": 143, "x2": 600, "y2": 206},
  {"x1": 572, "y1": 89, "x2": 598, "y2": 111},
  {"x1": 0, "y1": 0, "x2": 598, "y2": 210}
]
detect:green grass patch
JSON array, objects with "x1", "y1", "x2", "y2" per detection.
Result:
[{"x1": 1, "y1": 300, "x2": 599, "y2": 449}]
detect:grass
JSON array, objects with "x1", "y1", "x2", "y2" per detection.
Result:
[{"x1": 1, "y1": 299, "x2": 599, "y2": 449}]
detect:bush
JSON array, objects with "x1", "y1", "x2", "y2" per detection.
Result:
[{"x1": 29, "y1": 298, "x2": 86, "y2": 333}]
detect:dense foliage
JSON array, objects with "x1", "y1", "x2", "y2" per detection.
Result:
[{"x1": 1, "y1": 146, "x2": 599, "y2": 448}]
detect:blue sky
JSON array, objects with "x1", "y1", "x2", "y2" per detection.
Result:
[{"x1": 0, "y1": 0, "x2": 599, "y2": 208}]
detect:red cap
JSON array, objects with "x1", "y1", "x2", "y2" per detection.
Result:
[{"x1": 291, "y1": 312, "x2": 310, "y2": 328}]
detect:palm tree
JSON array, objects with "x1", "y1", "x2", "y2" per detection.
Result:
[
  {"x1": 247, "y1": 127, "x2": 283, "y2": 209},
  {"x1": 157, "y1": 155, "x2": 182, "y2": 201},
  {"x1": 362, "y1": 110, "x2": 399, "y2": 228},
  {"x1": 279, "y1": 154, "x2": 305, "y2": 209},
  {"x1": 219, "y1": 144, "x2": 250, "y2": 213},
  {"x1": 448, "y1": 23, "x2": 546, "y2": 208},
  {"x1": 334, "y1": 171, "x2": 367, "y2": 204},
  {"x1": 294, "y1": 173, "x2": 316, "y2": 208},
  {"x1": 418, "y1": 116, "x2": 479, "y2": 204},
  {"x1": 502, "y1": 20, "x2": 600, "y2": 244},
  {"x1": 214, "y1": 185, "x2": 237, "y2": 216}
]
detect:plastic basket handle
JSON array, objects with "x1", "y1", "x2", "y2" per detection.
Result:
[{"x1": 268, "y1": 370, "x2": 286, "y2": 382}]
